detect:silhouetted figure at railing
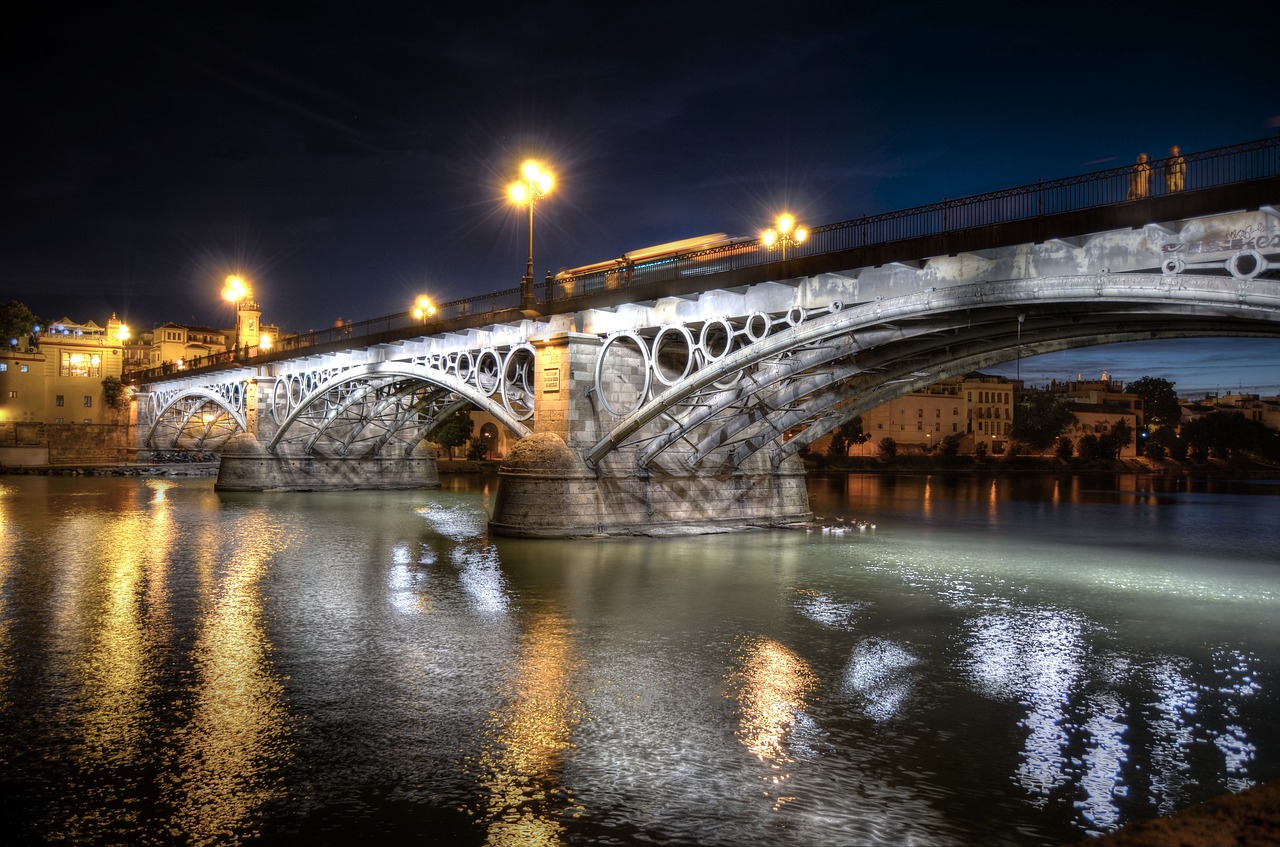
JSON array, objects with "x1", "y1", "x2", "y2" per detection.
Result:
[
  {"x1": 1128, "y1": 153, "x2": 1151, "y2": 199},
  {"x1": 1166, "y1": 145, "x2": 1186, "y2": 192}
]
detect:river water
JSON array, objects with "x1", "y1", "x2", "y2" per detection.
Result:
[{"x1": 0, "y1": 471, "x2": 1277, "y2": 846}]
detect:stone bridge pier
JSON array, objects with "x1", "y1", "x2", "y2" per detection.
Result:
[{"x1": 488, "y1": 331, "x2": 811, "y2": 537}]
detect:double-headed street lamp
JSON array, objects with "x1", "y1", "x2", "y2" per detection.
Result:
[
  {"x1": 412, "y1": 295, "x2": 436, "y2": 325},
  {"x1": 509, "y1": 160, "x2": 554, "y2": 311},
  {"x1": 762, "y1": 213, "x2": 808, "y2": 260}
]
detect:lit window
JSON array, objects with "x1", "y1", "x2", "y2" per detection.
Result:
[
  {"x1": 83, "y1": 396, "x2": 92, "y2": 407},
  {"x1": 19, "y1": 364, "x2": 28, "y2": 373},
  {"x1": 56, "y1": 395, "x2": 64, "y2": 406},
  {"x1": 0, "y1": 363, "x2": 6, "y2": 372},
  {"x1": 7, "y1": 391, "x2": 15, "y2": 398},
  {"x1": 61, "y1": 351, "x2": 100, "y2": 378}
]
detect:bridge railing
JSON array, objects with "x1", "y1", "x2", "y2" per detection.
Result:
[
  {"x1": 129, "y1": 287, "x2": 522, "y2": 384},
  {"x1": 131, "y1": 136, "x2": 1277, "y2": 385},
  {"x1": 551, "y1": 135, "x2": 1279, "y2": 296}
]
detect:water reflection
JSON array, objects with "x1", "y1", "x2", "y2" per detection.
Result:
[
  {"x1": 0, "y1": 483, "x2": 15, "y2": 714},
  {"x1": 963, "y1": 606, "x2": 1090, "y2": 804},
  {"x1": 843, "y1": 638, "x2": 919, "y2": 723},
  {"x1": 34, "y1": 484, "x2": 178, "y2": 842},
  {"x1": 472, "y1": 609, "x2": 583, "y2": 845},
  {"x1": 729, "y1": 636, "x2": 817, "y2": 811},
  {"x1": 1, "y1": 474, "x2": 1276, "y2": 846},
  {"x1": 166, "y1": 519, "x2": 293, "y2": 844}
]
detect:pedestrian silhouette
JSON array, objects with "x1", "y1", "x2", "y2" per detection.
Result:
[
  {"x1": 1128, "y1": 153, "x2": 1150, "y2": 200},
  {"x1": 1165, "y1": 145, "x2": 1186, "y2": 192}
]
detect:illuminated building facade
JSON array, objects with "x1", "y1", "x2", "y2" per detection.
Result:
[{"x1": 0, "y1": 315, "x2": 129, "y2": 426}]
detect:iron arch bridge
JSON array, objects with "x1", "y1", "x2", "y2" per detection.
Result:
[
  {"x1": 136, "y1": 205, "x2": 1280, "y2": 479},
  {"x1": 140, "y1": 341, "x2": 538, "y2": 455},
  {"x1": 581, "y1": 270, "x2": 1280, "y2": 472},
  {"x1": 262, "y1": 352, "x2": 535, "y2": 458},
  {"x1": 143, "y1": 377, "x2": 252, "y2": 452}
]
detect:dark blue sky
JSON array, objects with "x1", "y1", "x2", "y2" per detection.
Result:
[{"x1": 4, "y1": 1, "x2": 1278, "y2": 394}]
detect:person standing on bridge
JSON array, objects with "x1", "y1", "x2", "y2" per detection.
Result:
[
  {"x1": 1128, "y1": 152, "x2": 1151, "y2": 199},
  {"x1": 1165, "y1": 145, "x2": 1186, "y2": 192}
]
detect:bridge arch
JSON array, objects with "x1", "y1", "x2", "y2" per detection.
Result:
[
  {"x1": 144, "y1": 386, "x2": 249, "y2": 450},
  {"x1": 265, "y1": 360, "x2": 533, "y2": 457},
  {"x1": 585, "y1": 272, "x2": 1280, "y2": 469}
]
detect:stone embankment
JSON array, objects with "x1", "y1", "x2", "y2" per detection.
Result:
[{"x1": 0, "y1": 462, "x2": 219, "y2": 477}]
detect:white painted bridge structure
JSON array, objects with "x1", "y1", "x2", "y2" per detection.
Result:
[{"x1": 133, "y1": 140, "x2": 1280, "y2": 536}]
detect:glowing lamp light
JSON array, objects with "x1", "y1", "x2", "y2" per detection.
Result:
[
  {"x1": 260, "y1": 334, "x2": 273, "y2": 351},
  {"x1": 412, "y1": 295, "x2": 437, "y2": 323},
  {"x1": 117, "y1": 324, "x2": 130, "y2": 342},
  {"x1": 222, "y1": 274, "x2": 249, "y2": 304},
  {"x1": 762, "y1": 212, "x2": 808, "y2": 259}
]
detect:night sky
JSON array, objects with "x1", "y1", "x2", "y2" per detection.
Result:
[{"x1": 4, "y1": 2, "x2": 1278, "y2": 396}]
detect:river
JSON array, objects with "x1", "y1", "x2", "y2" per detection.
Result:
[{"x1": 0, "y1": 471, "x2": 1277, "y2": 846}]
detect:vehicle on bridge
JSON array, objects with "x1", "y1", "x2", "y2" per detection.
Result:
[{"x1": 555, "y1": 232, "x2": 756, "y2": 296}]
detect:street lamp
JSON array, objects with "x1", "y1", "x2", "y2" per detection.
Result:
[
  {"x1": 221, "y1": 274, "x2": 250, "y2": 350},
  {"x1": 412, "y1": 295, "x2": 436, "y2": 325},
  {"x1": 762, "y1": 213, "x2": 808, "y2": 260},
  {"x1": 509, "y1": 160, "x2": 554, "y2": 310}
]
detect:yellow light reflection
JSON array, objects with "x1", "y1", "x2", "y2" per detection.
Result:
[
  {"x1": 729, "y1": 636, "x2": 816, "y2": 811},
  {"x1": 53, "y1": 491, "x2": 176, "y2": 841},
  {"x1": 167, "y1": 524, "x2": 293, "y2": 842},
  {"x1": 473, "y1": 610, "x2": 583, "y2": 845},
  {"x1": 0, "y1": 484, "x2": 14, "y2": 714}
]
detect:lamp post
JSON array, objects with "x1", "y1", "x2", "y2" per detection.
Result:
[
  {"x1": 412, "y1": 295, "x2": 436, "y2": 325},
  {"x1": 509, "y1": 160, "x2": 554, "y2": 311},
  {"x1": 221, "y1": 274, "x2": 249, "y2": 352},
  {"x1": 762, "y1": 213, "x2": 808, "y2": 261}
]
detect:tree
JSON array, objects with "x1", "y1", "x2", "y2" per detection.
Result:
[
  {"x1": 0, "y1": 300, "x2": 41, "y2": 348},
  {"x1": 827, "y1": 429, "x2": 848, "y2": 461},
  {"x1": 1182, "y1": 411, "x2": 1280, "y2": 463},
  {"x1": 1099, "y1": 418, "x2": 1133, "y2": 459},
  {"x1": 827, "y1": 417, "x2": 868, "y2": 461},
  {"x1": 1147, "y1": 425, "x2": 1185, "y2": 460},
  {"x1": 1055, "y1": 437, "x2": 1074, "y2": 460},
  {"x1": 101, "y1": 376, "x2": 128, "y2": 412},
  {"x1": 877, "y1": 437, "x2": 897, "y2": 460},
  {"x1": 1077, "y1": 434, "x2": 1102, "y2": 461},
  {"x1": 431, "y1": 409, "x2": 474, "y2": 453},
  {"x1": 1127, "y1": 376, "x2": 1181, "y2": 430},
  {"x1": 939, "y1": 433, "x2": 963, "y2": 459},
  {"x1": 1010, "y1": 388, "x2": 1078, "y2": 451}
]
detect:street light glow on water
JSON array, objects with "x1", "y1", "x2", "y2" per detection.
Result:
[{"x1": 0, "y1": 472, "x2": 1276, "y2": 845}]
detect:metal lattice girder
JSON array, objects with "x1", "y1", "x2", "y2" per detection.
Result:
[
  {"x1": 586, "y1": 272, "x2": 1280, "y2": 468},
  {"x1": 144, "y1": 386, "x2": 249, "y2": 449},
  {"x1": 265, "y1": 361, "x2": 533, "y2": 457}
]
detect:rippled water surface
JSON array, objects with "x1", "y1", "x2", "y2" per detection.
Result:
[{"x1": 1, "y1": 472, "x2": 1277, "y2": 845}]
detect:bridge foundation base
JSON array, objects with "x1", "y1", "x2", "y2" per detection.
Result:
[
  {"x1": 488, "y1": 433, "x2": 812, "y2": 538},
  {"x1": 214, "y1": 434, "x2": 440, "y2": 492}
]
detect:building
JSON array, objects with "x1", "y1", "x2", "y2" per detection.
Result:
[
  {"x1": 851, "y1": 372, "x2": 1020, "y2": 455},
  {"x1": 1, "y1": 315, "x2": 130, "y2": 425},
  {"x1": 121, "y1": 297, "x2": 280, "y2": 375},
  {"x1": 1183, "y1": 393, "x2": 1280, "y2": 431},
  {"x1": 1, "y1": 315, "x2": 133, "y2": 466},
  {"x1": 1047, "y1": 375, "x2": 1145, "y2": 457}
]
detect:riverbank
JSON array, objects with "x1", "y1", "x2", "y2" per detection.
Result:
[
  {"x1": 1080, "y1": 780, "x2": 1280, "y2": 846},
  {"x1": 807, "y1": 453, "x2": 1280, "y2": 478}
]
